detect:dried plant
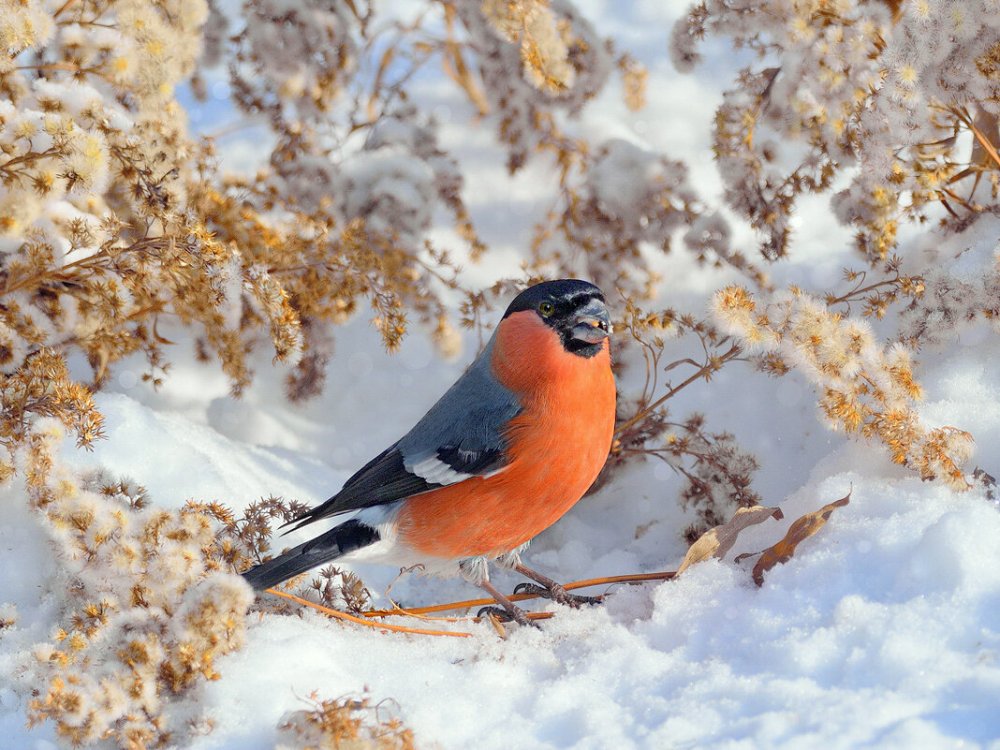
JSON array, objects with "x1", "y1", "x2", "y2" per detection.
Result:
[
  {"x1": 3, "y1": 1, "x2": 998, "y2": 744},
  {"x1": 672, "y1": 0, "x2": 1000, "y2": 262},
  {"x1": 23, "y1": 462, "x2": 253, "y2": 749},
  {"x1": 275, "y1": 692, "x2": 415, "y2": 750},
  {"x1": 714, "y1": 285, "x2": 974, "y2": 489},
  {"x1": 594, "y1": 298, "x2": 756, "y2": 536}
]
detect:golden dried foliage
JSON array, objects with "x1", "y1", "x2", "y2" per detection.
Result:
[
  {"x1": 25, "y1": 467, "x2": 253, "y2": 748},
  {"x1": 618, "y1": 53, "x2": 647, "y2": 112},
  {"x1": 0, "y1": 0, "x2": 493, "y2": 502},
  {"x1": 482, "y1": 0, "x2": 575, "y2": 93},
  {"x1": 23, "y1": 466, "x2": 401, "y2": 747},
  {"x1": 276, "y1": 692, "x2": 416, "y2": 750},
  {"x1": 674, "y1": 1, "x2": 1000, "y2": 262},
  {"x1": 2, "y1": 1, "x2": 997, "y2": 743},
  {"x1": 714, "y1": 286, "x2": 974, "y2": 489}
]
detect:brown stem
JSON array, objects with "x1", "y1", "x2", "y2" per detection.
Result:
[
  {"x1": 826, "y1": 275, "x2": 903, "y2": 307},
  {"x1": 265, "y1": 588, "x2": 473, "y2": 638},
  {"x1": 52, "y1": 0, "x2": 77, "y2": 18},
  {"x1": 0, "y1": 147, "x2": 62, "y2": 174},
  {"x1": 954, "y1": 106, "x2": 1000, "y2": 170},
  {"x1": 2, "y1": 238, "x2": 168, "y2": 297},
  {"x1": 614, "y1": 344, "x2": 742, "y2": 438},
  {"x1": 363, "y1": 571, "x2": 676, "y2": 618},
  {"x1": 15, "y1": 62, "x2": 95, "y2": 74}
]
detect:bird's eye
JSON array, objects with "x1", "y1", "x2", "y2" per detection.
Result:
[{"x1": 538, "y1": 301, "x2": 555, "y2": 317}]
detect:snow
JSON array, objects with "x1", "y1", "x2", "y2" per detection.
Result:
[
  {"x1": 5, "y1": 288, "x2": 998, "y2": 750},
  {"x1": 3, "y1": 4, "x2": 1000, "y2": 750}
]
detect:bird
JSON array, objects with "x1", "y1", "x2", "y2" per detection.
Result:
[{"x1": 241, "y1": 278, "x2": 616, "y2": 626}]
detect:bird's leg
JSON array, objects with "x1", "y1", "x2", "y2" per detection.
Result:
[
  {"x1": 476, "y1": 578, "x2": 538, "y2": 628},
  {"x1": 512, "y1": 562, "x2": 602, "y2": 608}
]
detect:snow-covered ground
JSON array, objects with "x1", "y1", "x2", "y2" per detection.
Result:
[{"x1": 3, "y1": 3, "x2": 1000, "y2": 749}]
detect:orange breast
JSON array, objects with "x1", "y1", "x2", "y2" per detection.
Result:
[{"x1": 395, "y1": 311, "x2": 616, "y2": 560}]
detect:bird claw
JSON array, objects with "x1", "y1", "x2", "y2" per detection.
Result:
[
  {"x1": 476, "y1": 605, "x2": 538, "y2": 629},
  {"x1": 512, "y1": 582, "x2": 546, "y2": 598},
  {"x1": 513, "y1": 582, "x2": 602, "y2": 608}
]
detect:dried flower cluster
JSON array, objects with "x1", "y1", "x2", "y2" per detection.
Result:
[
  {"x1": 714, "y1": 285, "x2": 974, "y2": 489},
  {"x1": 672, "y1": 0, "x2": 1000, "y2": 261},
  {"x1": 196, "y1": 493, "x2": 374, "y2": 615},
  {"x1": 20, "y1": 459, "x2": 382, "y2": 748},
  {"x1": 0, "y1": 0, "x2": 506, "y2": 494},
  {"x1": 482, "y1": 0, "x2": 576, "y2": 93},
  {"x1": 665, "y1": 416, "x2": 762, "y2": 543},
  {"x1": 438, "y1": 3, "x2": 766, "y2": 300},
  {"x1": 448, "y1": 0, "x2": 722, "y2": 303},
  {"x1": 456, "y1": 0, "x2": 613, "y2": 169},
  {"x1": 276, "y1": 692, "x2": 415, "y2": 750},
  {"x1": 22, "y1": 462, "x2": 253, "y2": 748},
  {"x1": 898, "y1": 234, "x2": 1000, "y2": 346},
  {"x1": 533, "y1": 138, "x2": 767, "y2": 298}
]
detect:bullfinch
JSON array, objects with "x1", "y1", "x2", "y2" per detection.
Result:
[{"x1": 241, "y1": 279, "x2": 616, "y2": 626}]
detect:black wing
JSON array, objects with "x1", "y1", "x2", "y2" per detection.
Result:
[
  {"x1": 283, "y1": 440, "x2": 507, "y2": 533},
  {"x1": 284, "y1": 339, "x2": 521, "y2": 533}
]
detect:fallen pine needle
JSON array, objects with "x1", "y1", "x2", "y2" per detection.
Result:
[
  {"x1": 265, "y1": 588, "x2": 473, "y2": 638},
  {"x1": 363, "y1": 570, "x2": 676, "y2": 618}
]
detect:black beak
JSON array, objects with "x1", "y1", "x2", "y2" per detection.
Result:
[{"x1": 569, "y1": 302, "x2": 612, "y2": 344}]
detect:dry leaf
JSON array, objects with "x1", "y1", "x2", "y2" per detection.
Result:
[
  {"x1": 968, "y1": 108, "x2": 1000, "y2": 171},
  {"x1": 486, "y1": 612, "x2": 507, "y2": 640},
  {"x1": 677, "y1": 505, "x2": 784, "y2": 574},
  {"x1": 738, "y1": 491, "x2": 851, "y2": 586}
]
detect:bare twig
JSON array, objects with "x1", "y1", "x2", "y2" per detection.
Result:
[
  {"x1": 615, "y1": 344, "x2": 742, "y2": 438},
  {"x1": 264, "y1": 588, "x2": 473, "y2": 638},
  {"x1": 362, "y1": 571, "x2": 676, "y2": 618}
]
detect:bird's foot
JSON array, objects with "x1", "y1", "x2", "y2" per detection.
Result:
[
  {"x1": 513, "y1": 582, "x2": 602, "y2": 608},
  {"x1": 477, "y1": 578, "x2": 540, "y2": 629},
  {"x1": 476, "y1": 604, "x2": 538, "y2": 629}
]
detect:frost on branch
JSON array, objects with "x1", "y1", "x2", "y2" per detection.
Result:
[
  {"x1": 453, "y1": 0, "x2": 614, "y2": 171},
  {"x1": 2, "y1": 0, "x2": 507, "y2": 490},
  {"x1": 714, "y1": 285, "x2": 974, "y2": 489},
  {"x1": 337, "y1": 111, "x2": 468, "y2": 249},
  {"x1": 230, "y1": 0, "x2": 358, "y2": 126},
  {"x1": 898, "y1": 233, "x2": 1000, "y2": 346},
  {"x1": 482, "y1": 0, "x2": 576, "y2": 93},
  {"x1": 673, "y1": 0, "x2": 1000, "y2": 262},
  {"x1": 531, "y1": 137, "x2": 766, "y2": 299}
]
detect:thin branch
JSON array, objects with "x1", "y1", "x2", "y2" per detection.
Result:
[
  {"x1": 264, "y1": 588, "x2": 473, "y2": 638},
  {"x1": 362, "y1": 571, "x2": 676, "y2": 618},
  {"x1": 954, "y1": 106, "x2": 1000, "y2": 170},
  {"x1": 52, "y1": 0, "x2": 77, "y2": 18},
  {"x1": 15, "y1": 62, "x2": 97, "y2": 75},
  {"x1": 0, "y1": 147, "x2": 62, "y2": 174},
  {"x1": 2, "y1": 237, "x2": 169, "y2": 297},
  {"x1": 615, "y1": 344, "x2": 742, "y2": 438},
  {"x1": 825, "y1": 276, "x2": 903, "y2": 307}
]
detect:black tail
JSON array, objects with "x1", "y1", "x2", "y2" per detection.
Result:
[{"x1": 241, "y1": 519, "x2": 380, "y2": 591}]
